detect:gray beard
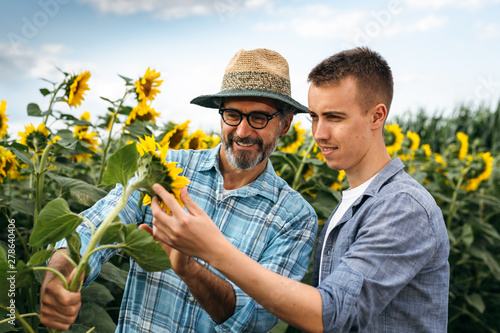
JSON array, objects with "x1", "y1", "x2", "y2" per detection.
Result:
[{"x1": 222, "y1": 130, "x2": 281, "y2": 171}]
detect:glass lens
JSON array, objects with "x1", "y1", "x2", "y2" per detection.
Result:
[
  {"x1": 223, "y1": 110, "x2": 241, "y2": 125},
  {"x1": 249, "y1": 113, "x2": 268, "y2": 128}
]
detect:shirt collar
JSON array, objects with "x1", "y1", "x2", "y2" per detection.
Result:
[{"x1": 364, "y1": 158, "x2": 405, "y2": 197}]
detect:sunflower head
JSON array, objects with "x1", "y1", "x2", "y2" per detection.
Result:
[
  {"x1": 462, "y1": 152, "x2": 494, "y2": 192},
  {"x1": 279, "y1": 122, "x2": 306, "y2": 153},
  {"x1": 18, "y1": 123, "x2": 50, "y2": 151},
  {"x1": 74, "y1": 111, "x2": 91, "y2": 133},
  {"x1": 126, "y1": 101, "x2": 161, "y2": 125},
  {"x1": 134, "y1": 67, "x2": 163, "y2": 103},
  {"x1": 136, "y1": 136, "x2": 190, "y2": 213},
  {"x1": 160, "y1": 120, "x2": 190, "y2": 149},
  {"x1": 0, "y1": 100, "x2": 8, "y2": 138},
  {"x1": 181, "y1": 129, "x2": 210, "y2": 150},
  {"x1": 65, "y1": 71, "x2": 91, "y2": 107},
  {"x1": 456, "y1": 132, "x2": 469, "y2": 160},
  {"x1": 384, "y1": 123, "x2": 405, "y2": 155},
  {"x1": 0, "y1": 146, "x2": 20, "y2": 183}
]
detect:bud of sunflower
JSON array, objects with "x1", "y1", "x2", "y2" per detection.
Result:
[{"x1": 135, "y1": 136, "x2": 189, "y2": 214}]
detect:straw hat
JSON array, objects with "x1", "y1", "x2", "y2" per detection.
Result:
[{"x1": 190, "y1": 48, "x2": 307, "y2": 113}]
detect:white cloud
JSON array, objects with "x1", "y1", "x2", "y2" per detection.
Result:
[
  {"x1": 476, "y1": 21, "x2": 500, "y2": 39},
  {"x1": 408, "y1": 15, "x2": 447, "y2": 32},
  {"x1": 78, "y1": 0, "x2": 271, "y2": 19},
  {"x1": 0, "y1": 43, "x2": 94, "y2": 80},
  {"x1": 404, "y1": 0, "x2": 500, "y2": 9}
]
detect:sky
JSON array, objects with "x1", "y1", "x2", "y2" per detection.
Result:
[{"x1": 1, "y1": 0, "x2": 500, "y2": 138}]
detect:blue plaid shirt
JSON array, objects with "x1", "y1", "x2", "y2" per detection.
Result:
[
  {"x1": 58, "y1": 145, "x2": 317, "y2": 332},
  {"x1": 312, "y1": 158, "x2": 449, "y2": 332}
]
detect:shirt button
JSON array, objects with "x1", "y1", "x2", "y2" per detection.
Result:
[
  {"x1": 188, "y1": 296, "x2": 195, "y2": 302},
  {"x1": 199, "y1": 259, "x2": 205, "y2": 265},
  {"x1": 216, "y1": 189, "x2": 220, "y2": 195}
]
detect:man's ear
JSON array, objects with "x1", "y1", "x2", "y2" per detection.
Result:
[
  {"x1": 279, "y1": 113, "x2": 293, "y2": 137},
  {"x1": 371, "y1": 104, "x2": 387, "y2": 130}
]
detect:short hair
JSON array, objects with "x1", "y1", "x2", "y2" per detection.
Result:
[{"x1": 307, "y1": 47, "x2": 394, "y2": 113}]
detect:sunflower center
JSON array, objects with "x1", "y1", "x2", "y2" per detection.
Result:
[
  {"x1": 142, "y1": 80, "x2": 152, "y2": 98},
  {"x1": 170, "y1": 130, "x2": 185, "y2": 149},
  {"x1": 27, "y1": 131, "x2": 48, "y2": 150}
]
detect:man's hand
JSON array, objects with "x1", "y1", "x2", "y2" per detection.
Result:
[
  {"x1": 40, "y1": 268, "x2": 82, "y2": 331},
  {"x1": 139, "y1": 211, "x2": 196, "y2": 279},
  {"x1": 150, "y1": 184, "x2": 227, "y2": 265}
]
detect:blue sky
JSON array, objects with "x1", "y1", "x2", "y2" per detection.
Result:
[{"x1": 1, "y1": 0, "x2": 500, "y2": 138}]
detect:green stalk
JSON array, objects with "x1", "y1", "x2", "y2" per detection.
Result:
[
  {"x1": 68, "y1": 177, "x2": 143, "y2": 292},
  {"x1": 97, "y1": 90, "x2": 130, "y2": 185},
  {"x1": 43, "y1": 81, "x2": 65, "y2": 125},
  {"x1": 34, "y1": 145, "x2": 53, "y2": 227},
  {"x1": 447, "y1": 166, "x2": 469, "y2": 230},
  {"x1": 292, "y1": 139, "x2": 316, "y2": 190}
]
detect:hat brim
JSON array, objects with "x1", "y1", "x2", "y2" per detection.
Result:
[{"x1": 190, "y1": 89, "x2": 308, "y2": 114}]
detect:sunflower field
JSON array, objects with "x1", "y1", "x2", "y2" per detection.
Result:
[{"x1": 0, "y1": 68, "x2": 499, "y2": 333}]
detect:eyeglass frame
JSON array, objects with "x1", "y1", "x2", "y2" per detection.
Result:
[{"x1": 218, "y1": 108, "x2": 281, "y2": 129}]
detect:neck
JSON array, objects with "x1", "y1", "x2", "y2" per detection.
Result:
[
  {"x1": 346, "y1": 144, "x2": 392, "y2": 189},
  {"x1": 218, "y1": 150, "x2": 267, "y2": 190}
]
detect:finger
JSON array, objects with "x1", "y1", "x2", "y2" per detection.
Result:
[
  {"x1": 153, "y1": 183, "x2": 184, "y2": 216},
  {"x1": 179, "y1": 187, "x2": 204, "y2": 216},
  {"x1": 139, "y1": 224, "x2": 154, "y2": 236}
]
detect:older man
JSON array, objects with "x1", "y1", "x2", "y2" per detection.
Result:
[{"x1": 40, "y1": 48, "x2": 318, "y2": 332}]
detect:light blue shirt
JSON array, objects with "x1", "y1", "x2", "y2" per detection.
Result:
[
  {"x1": 58, "y1": 145, "x2": 317, "y2": 332},
  {"x1": 312, "y1": 158, "x2": 449, "y2": 332}
]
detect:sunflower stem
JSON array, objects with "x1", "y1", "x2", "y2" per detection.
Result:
[
  {"x1": 68, "y1": 176, "x2": 144, "y2": 292},
  {"x1": 44, "y1": 81, "x2": 65, "y2": 125},
  {"x1": 97, "y1": 89, "x2": 130, "y2": 185}
]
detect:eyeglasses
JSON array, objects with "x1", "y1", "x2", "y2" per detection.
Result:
[{"x1": 219, "y1": 108, "x2": 281, "y2": 129}]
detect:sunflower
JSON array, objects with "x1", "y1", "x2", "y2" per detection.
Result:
[
  {"x1": 384, "y1": 123, "x2": 404, "y2": 155},
  {"x1": 126, "y1": 102, "x2": 161, "y2": 125},
  {"x1": 0, "y1": 146, "x2": 20, "y2": 183},
  {"x1": 160, "y1": 120, "x2": 190, "y2": 150},
  {"x1": 330, "y1": 170, "x2": 346, "y2": 191},
  {"x1": 18, "y1": 123, "x2": 51, "y2": 151},
  {"x1": 421, "y1": 144, "x2": 432, "y2": 158},
  {"x1": 74, "y1": 111, "x2": 91, "y2": 134},
  {"x1": 65, "y1": 71, "x2": 91, "y2": 107},
  {"x1": 0, "y1": 100, "x2": 8, "y2": 138},
  {"x1": 462, "y1": 152, "x2": 494, "y2": 192},
  {"x1": 136, "y1": 136, "x2": 190, "y2": 214},
  {"x1": 73, "y1": 131, "x2": 99, "y2": 162},
  {"x1": 134, "y1": 67, "x2": 163, "y2": 103},
  {"x1": 279, "y1": 122, "x2": 306, "y2": 153},
  {"x1": 181, "y1": 129, "x2": 210, "y2": 150},
  {"x1": 456, "y1": 132, "x2": 469, "y2": 160}
]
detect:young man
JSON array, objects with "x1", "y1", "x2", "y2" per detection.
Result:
[
  {"x1": 40, "y1": 48, "x2": 318, "y2": 332},
  {"x1": 151, "y1": 47, "x2": 450, "y2": 332}
]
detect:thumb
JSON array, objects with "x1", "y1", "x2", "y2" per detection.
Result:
[{"x1": 139, "y1": 224, "x2": 154, "y2": 236}]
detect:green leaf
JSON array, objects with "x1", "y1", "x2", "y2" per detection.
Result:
[
  {"x1": 10, "y1": 147, "x2": 35, "y2": 172},
  {"x1": 74, "y1": 303, "x2": 116, "y2": 332},
  {"x1": 15, "y1": 260, "x2": 34, "y2": 289},
  {"x1": 47, "y1": 173, "x2": 108, "y2": 206},
  {"x1": 10, "y1": 197, "x2": 35, "y2": 216},
  {"x1": 27, "y1": 249, "x2": 54, "y2": 267},
  {"x1": 40, "y1": 88, "x2": 51, "y2": 96},
  {"x1": 27, "y1": 102, "x2": 43, "y2": 116},
  {"x1": 66, "y1": 230, "x2": 82, "y2": 265},
  {"x1": 29, "y1": 198, "x2": 83, "y2": 247},
  {"x1": 100, "y1": 222, "x2": 133, "y2": 245},
  {"x1": 465, "y1": 293, "x2": 485, "y2": 313},
  {"x1": 461, "y1": 224, "x2": 474, "y2": 249},
  {"x1": 99, "y1": 262, "x2": 129, "y2": 289},
  {"x1": 119, "y1": 228, "x2": 171, "y2": 272},
  {"x1": 101, "y1": 144, "x2": 138, "y2": 187},
  {"x1": 81, "y1": 282, "x2": 114, "y2": 306}
]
